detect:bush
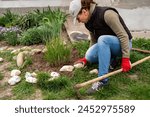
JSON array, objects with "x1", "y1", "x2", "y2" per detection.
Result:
[
  {"x1": 44, "y1": 38, "x2": 71, "y2": 66},
  {"x1": 19, "y1": 28, "x2": 42, "y2": 45},
  {"x1": 3, "y1": 31, "x2": 19, "y2": 46}
]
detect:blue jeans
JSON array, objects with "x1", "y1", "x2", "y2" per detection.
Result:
[{"x1": 85, "y1": 35, "x2": 132, "y2": 83}]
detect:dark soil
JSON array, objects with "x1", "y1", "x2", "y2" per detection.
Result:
[{"x1": 26, "y1": 48, "x2": 80, "y2": 77}]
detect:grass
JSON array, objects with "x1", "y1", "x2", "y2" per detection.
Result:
[
  {"x1": 0, "y1": 38, "x2": 150, "y2": 100},
  {"x1": 12, "y1": 81, "x2": 36, "y2": 99},
  {"x1": 0, "y1": 51, "x2": 14, "y2": 61},
  {"x1": 44, "y1": 38, "x2": 72, "y2": 66},
  {"x1": 0, "y1": 72, "x2": 4, "y2": 80}
]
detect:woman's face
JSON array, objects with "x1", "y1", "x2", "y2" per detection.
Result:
[{"x1": 77, "y1": 9, "x2": 90, "y2": 23}]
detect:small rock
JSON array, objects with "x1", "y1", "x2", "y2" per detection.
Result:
[
  {"x1": 0, "y1": 46, "x2": 8, "y2": 51},
  {"x1": 74, "y1": 63, "x2": 84, "y2": 68},
  {"x1": 50, "y1": 72, "x2": 60, "y2": 78},
  {"x1": 31, "y1": 72, "x2": 37, "y2": 77},
  {"x1": 26, "y1": 76, "x2": 37, "y2": 83},
  {"x1": 0, "y1": 57, "x2": 4, "y2": 62},
  {"x1": 8, "y1": 76, "x2": 21, "y2": 85},
  {"x1": 21, "y1": 46, "x2": 31, "y2": 51},
  {"x1": 89, "y1": 69, "x2": 98, "y2": 74},
  {"x1": 42, "y1": 48, "x2": 47, "y2": 53},
  {"x1": 7, "y1": 47, "x2": 14, "y2": 51},
  {"x1": 59, "y1": 65, "x2": 74, "y2": 72},
  {"x1": 22, "y1": 51, "x2": 29, "y2": 55},
  {"x1": 31, "y1": 49, "x2": 42, "y2": 54},
  {"x1": 16, "y1": 52, "x2": 24, "y2": 67},
  {"x1": 11, "y1": 69, "x2": 21, "y2": 76},
  {"x1": 11, "y1": 49, "x2": 20, "y2": 54},
  {"x1": 25, "y1": 72, "x2": 37, "y2": 83},
  {"x1": 25, "y1": 72, "x2": 32, "y2": 78}
]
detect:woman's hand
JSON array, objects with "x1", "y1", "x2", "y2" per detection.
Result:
[{"x1": 121, "y1": 58, "x2": 131, "y2": 72}]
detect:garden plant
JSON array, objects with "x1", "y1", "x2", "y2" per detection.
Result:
[{"x1": 0, "y1": 8, "x2": 150, "y2": 100}]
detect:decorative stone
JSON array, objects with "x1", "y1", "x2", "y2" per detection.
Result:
[
  {"x1": 16, "y1": 52, "x2": 24, "y2": 67},
  {"x1": 48, "y1": 72, "x2": 60, "y2": 81},
  {"x1": 74, "y1": 63, "x2": 84, "y2": 68},
  {"x1": 0, "y1": 46, "x2": 8, "y2": 51},
  {"x1": 0, "y1": 57, "x2": 4, "y2": 62},
  {"x1": 42, "y1": 48, "x2": 47, "y2": 53},
  {"x1": 59, "y1": 65, "x2": 74, "y2": 72},
  {"x1": 25, "y1": 72, "x2": 32, "y2": 78},
  {"x1": 11, "y1": 49, "x2": 20, "y2": 54},
  {"x1": 25, "y1": 72, "x2": 37, "y2": 83},
  {"x1": 25, "y1": 76, "x2": 37, "y2": 83},
  {"x1": 21, "y1": 46, "x2": 31, "y2": 51},
  {"x1": 89, "y1": 69, "x2": 98, "y2": 74},
  {"x1": 50, "y1": 72, "x2": 60, "y2": 78},
  {"x1": 31, "y1": 72, "x2": 37, "y2": 77},
  {"x1": 11, "y1": 69, "x2": 21, "y2": 76},
  {"x1": 7, "y1": 47, "x2": 14, "y2": 51},
  {"x1": 31, "y1": 49, "x2": 42, "y2": 54},
  {"x1": 69, "y1": 31, "x2": 89, "y2": 42},
  {"x1": 8, "y1": 76, "x2": 21, "y2": 85},
  {"x1": 22, "y1": 51, "x2": 29, "y2": 55}
]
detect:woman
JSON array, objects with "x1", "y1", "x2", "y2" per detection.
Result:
[{"x1": 69, "y1": 0, "x2": 132, "y2": 94}]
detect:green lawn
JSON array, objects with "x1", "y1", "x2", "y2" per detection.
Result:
[{"x1": 0, "y1": 38, "x2": 150, "y2": 100}]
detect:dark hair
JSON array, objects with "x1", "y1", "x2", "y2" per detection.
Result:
[
  {"x1": 81, "y1": 0, "x2": 97, "y2": 9},
  {"x1": 78, "y1": 0, "x2": 97, "y2": 14}
]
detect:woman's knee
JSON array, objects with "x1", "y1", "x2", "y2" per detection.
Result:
[
  {"x1": 85, "y1": 50, "x2": 98, "y2": 63},
  {"x1": 97, "y1": 35, "x2": 111, "y2": 45}
]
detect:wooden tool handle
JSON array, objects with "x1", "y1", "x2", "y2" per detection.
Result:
[
  {"x1": 74, "y1": 56, "x2": 150, "y2": 89},
  {"x1": 132, "y1": 48, "x2": 150, "y2": 54}
]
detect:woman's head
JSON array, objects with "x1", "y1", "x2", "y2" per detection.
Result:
[{"x1": 69, "y1": 0, "x2": 96, "y2": 23}]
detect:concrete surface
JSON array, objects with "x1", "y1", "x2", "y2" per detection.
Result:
[{"x1": 0, "y1": 0, "x2": 150, "y2": 39}]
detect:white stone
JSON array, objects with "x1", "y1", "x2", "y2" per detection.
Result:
[
  {"x1": 0, "y1": 57, "x2": 4, "y2": 62},
  {"x1": 74, "y1": 63, "x2": 84, "y2": 68},
  {"x1": 21, "y1": 46, "x2": 31, "y2": 51},
  {"x1": 31, "y1": 49, "x2": 42, "y2": 54},
  {"x1": 8, "y1": 76, "x2": 21, "y2": 85},
  {"x1": 22, "y1": 51, "x2": 29, "y2": 55},
  {"x1": 0, "y1": 46, "x2": 8, "y2": 51},
  {"x1": 42, "y1": 48, "x2": 47, "y2": 53},
  {"x1": 89, "y1": 69, "x2": 98, "y2": 74},
  {"x1": 25, "y1": 72, "x2": 32, "y2": 79},
  {"x1": 31, "y1": 72, "x2": 37, "y2": 77},
  {"x1": 7, "y1": 47, "x2": 14, "y2": 51},
  {"x1": 25, "y1": 76, "x2": 37, "y2": 83},
  {"x1": 59, "y1": 65, "x2": 74, "y2": 72},
  {"x1": 50, "y1": 72, "x2": 60, "y2": 78},
  {"x1": 11, "y1": 69, "x2": 21, "y2": 76},
  {"x1": 11, "y1": 49, "x2": 20, "y2": 54}
]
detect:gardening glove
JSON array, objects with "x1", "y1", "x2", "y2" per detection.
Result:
[
  {"x1": 121, "y1": 58, "x2": 131, "y2": 72},
  {"x1": 74, "y1": 57, "x2": 87, "y2": 68}
]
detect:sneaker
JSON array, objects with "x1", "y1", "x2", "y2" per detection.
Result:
[{"x1": 86, "y1": 81, "x2": 107, "y2": 94}]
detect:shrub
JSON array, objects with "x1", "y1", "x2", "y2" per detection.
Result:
[
  {"x1": 3, "y1": 31, "x2": 19, "y2": 46},
  {"x1": 44, "y1": 38, "x2": 71, "y2": 66},
  {"x1": 19, "y1": 27, "x2": 42, "y2": 45},
  {"x1": 0, "y1": 9, "x2": 19, "y2": 27}
]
